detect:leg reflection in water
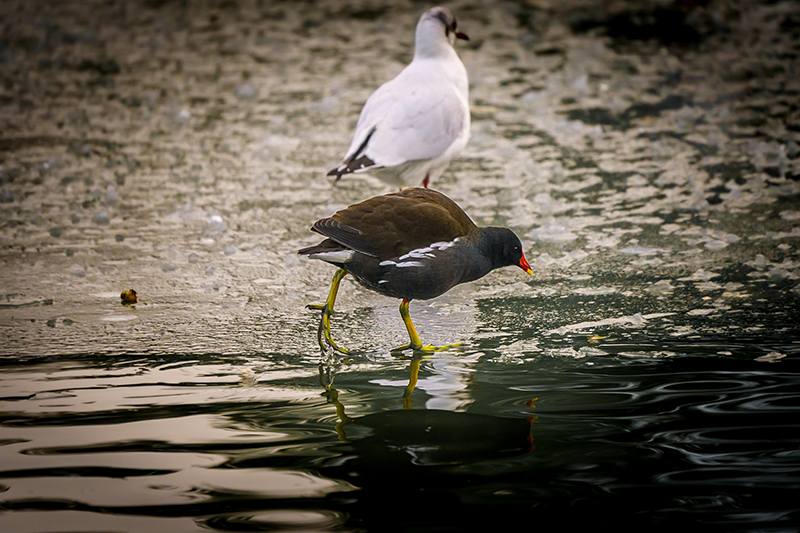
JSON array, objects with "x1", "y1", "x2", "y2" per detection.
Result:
[{"x1": 318, "y1": 359, "x2": 537, "y2": 460}]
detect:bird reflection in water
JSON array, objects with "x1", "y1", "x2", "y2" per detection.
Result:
[{"x1": 318, "y1": 358, "x2": 537, "y2": 471}]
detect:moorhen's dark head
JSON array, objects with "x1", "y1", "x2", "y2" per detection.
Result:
[{"x1": 480, "y1": 227, "x2": 534, "y2": 275}]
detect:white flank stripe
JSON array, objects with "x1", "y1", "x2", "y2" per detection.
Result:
[
  {"x1": 399, "y1": 245, "x2": 442, "y2": 261},
  {"x1": 430, "y1": 239, "x2": 458, "y2": 250},
  {"x1": 309, "y1": 250, "x2": 355, "y2": 263}
]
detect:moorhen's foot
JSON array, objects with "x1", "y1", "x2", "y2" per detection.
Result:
[
  {"x1": 393, "y1": 300, "x2": 467, "y2": 352},
  {"x1": 306, "y1": 303, "x2": 334, "y2": 314},
  {"x1": 394, "y1": 299, "x2": 462, "y2": 353},
  {"x1": 390, "y1": 342, "x2": 464, "y2": 353},
  {"x1": 317, "y1": 304, "x2": 350, "y2": 354},
  {"x1": 315, "y1": 269, "x2": 350, "y2": 354}
]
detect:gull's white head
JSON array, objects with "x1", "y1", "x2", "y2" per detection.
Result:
[{"x1": 414, "y1": 6, "x2": 469, "y2": 58}]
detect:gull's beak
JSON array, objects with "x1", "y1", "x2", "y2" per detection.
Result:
[
  {"x1": 456, "y1": 31, "x2": 469, "y2": 41},
  {"x1": 519, "y1": 254, "x2": 533, "y2": 276}
]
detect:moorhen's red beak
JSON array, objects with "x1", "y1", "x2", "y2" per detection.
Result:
[
  {"x1": 520, "y1": 255, "x2": 533, "y2": 276},
  {"x1": 456, "y1": 31, "x2": 469, "y2": 41}
]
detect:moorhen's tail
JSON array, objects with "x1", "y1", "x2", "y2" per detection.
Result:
[{"x1": 298, "y1": 239, "x2": 339, "y2": 256}]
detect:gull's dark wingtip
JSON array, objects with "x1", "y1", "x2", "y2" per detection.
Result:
[{"x1": 327, "y1": 166, "x2": 347, "y2": 185}]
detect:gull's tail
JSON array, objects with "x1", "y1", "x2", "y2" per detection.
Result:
[{"x1": 327, "y1": 127, "x2": 378, "y2": 182}]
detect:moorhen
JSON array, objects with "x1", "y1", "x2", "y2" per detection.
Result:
[
  {"x1": 327, "y1": 7, "x2": 470, "y2": 189},
  {"x1": 299, "y1": 188, "x2": 533, "y2": 352}
]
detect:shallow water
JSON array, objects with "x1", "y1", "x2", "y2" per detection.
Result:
[{"x1": 1, "y1": 0, "x2": 799, "y2": 531}]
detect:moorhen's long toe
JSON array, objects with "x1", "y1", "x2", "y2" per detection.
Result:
[
  {"x1": 317, "y1": 268, "x2": 349, "y2": 354},
  {"x1": 390, "y1": 299, "x2": 465, "y2": 353},
  {"x1": 299, "y1": 188, "x2": 533, "y2": 353}
]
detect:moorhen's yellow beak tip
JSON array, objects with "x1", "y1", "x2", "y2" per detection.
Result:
[{"x1": 520, "y1": 256, "x2": 533, "y2": 276}]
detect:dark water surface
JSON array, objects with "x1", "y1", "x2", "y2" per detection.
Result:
[
  {"x1": 1, "y1": 343, "x2": 799, "y2": 532},
  {"x1": 2, "y1": 0, "x2": 799, "y2": 531}
]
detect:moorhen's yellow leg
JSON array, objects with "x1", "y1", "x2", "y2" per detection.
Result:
[
  {"x1": 316, "y1": 268, "x2": 350, "y2": 354},
  {"x1": 391, "y1": 299, "x2": 463, "y2": 353},
  {"x1": 390, "y1": 299, "x2": 423, "y2": 351}
]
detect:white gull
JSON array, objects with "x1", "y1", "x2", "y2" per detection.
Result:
[{"x1": 327, "y1": 6, "x2": 470, "y2": 189}]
